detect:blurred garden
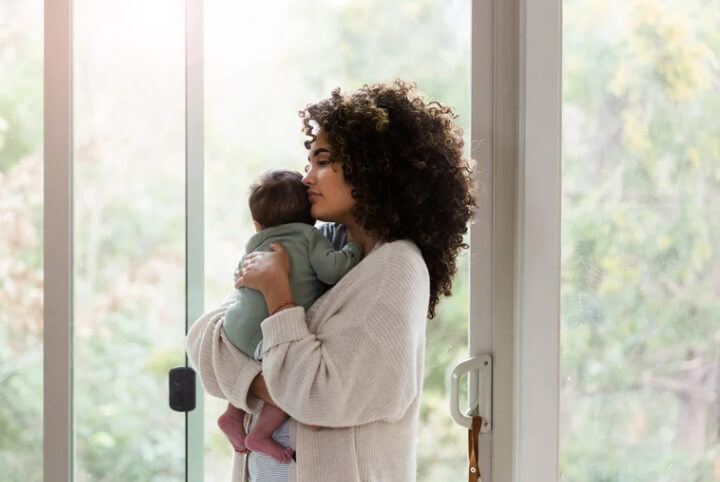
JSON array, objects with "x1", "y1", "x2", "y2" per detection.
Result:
[{"x1": 1, "y1": 0, "x2": 719, "y2": 480}]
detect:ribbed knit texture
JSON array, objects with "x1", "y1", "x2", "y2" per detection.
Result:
[{"x1": 187, "y1": 240, "x2": 430, "y2": 482}]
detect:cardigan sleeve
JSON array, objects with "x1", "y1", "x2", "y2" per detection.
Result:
[
  {"x1": 185, "y1": 291, "x2": 265, "y2": 415},
  {"x1": 260, "y1": 247, "x2": 429, "y2": 427}
]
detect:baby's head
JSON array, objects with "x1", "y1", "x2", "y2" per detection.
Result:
[{"x1": 249, "y1": 169, "x2": 314, "y2": 230}]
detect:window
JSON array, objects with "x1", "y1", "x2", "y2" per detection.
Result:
[
  {"x1": 72, "y1": 1, "x2": 187, "y2": 479},
  {"x1": 561, "y1": 0, "x2": 720, "y2": 478},
  {"x1": 203, "y1": 1, "x2": 471, "y2": 480},
  {"x1": 0, "y1": 1, "x2": 43, "y2": 480}
]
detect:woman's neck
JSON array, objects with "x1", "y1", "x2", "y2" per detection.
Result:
[{"x1": 344, "y1": 220, "x2": 379, "y2": 256}]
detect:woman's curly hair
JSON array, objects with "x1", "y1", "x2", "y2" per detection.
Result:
[{"x1": 299, "y1": 80, "x2": 477, "y2": 319}]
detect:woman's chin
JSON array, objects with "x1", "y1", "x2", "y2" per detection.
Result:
[
  {"x1": 311, "y1": 206, "x2": 348, "y2": 224},
  {"x1": 311, "y1": 206, "x2": 328, "y2": 221},
  {"x1": 312, "y1": 213, "x2": 339, "y2": 224}
]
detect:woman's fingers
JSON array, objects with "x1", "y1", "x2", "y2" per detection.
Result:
[
  {"x1": 269, "y1": 242, "x2": 286, "y2": 253},
  {"x1": 241, "y1": 255, "x2": 256, "y2": 268},
  {"x1": 234, "y1": 244, "x2": 291, "y2": 292},
  {"x1": 269, "y1": 243, "x2": 291, "y2": 273}
]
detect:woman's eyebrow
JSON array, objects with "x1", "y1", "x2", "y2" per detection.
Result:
[
  {"x1": 307, "y1": 147, "x2": 331, "y2": 162},
  {"x1": 311, "y1": 148, "x2": 330, "y2": 158}
]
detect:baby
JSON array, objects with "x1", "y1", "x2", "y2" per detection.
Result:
[{"x1": 217, "y1": 169, "x2": 363, "y2": 463}]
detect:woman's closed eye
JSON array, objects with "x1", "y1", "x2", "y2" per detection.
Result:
[{"x1": 304, "y1": 160, "x2": 331, "y2": 173}]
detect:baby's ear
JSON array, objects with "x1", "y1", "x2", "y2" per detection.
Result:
[{"x1": 253, "y1": 220, "x2": 264, "y2": 232}]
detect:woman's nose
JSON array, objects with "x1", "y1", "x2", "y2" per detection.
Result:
[{"x1": 302, "y1": 170, "x2": 313, "y2": 185}]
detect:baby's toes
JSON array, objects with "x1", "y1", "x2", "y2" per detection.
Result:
[{"x1": 281, "y1": 448, "x2": 295, "y2": 463}]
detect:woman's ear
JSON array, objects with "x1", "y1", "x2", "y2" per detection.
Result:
[{"x1": 253, "y1": 220, "x2": 264, "y2": 232}]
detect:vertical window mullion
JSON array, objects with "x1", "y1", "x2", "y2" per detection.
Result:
[
  {"x1": 489, "y1": 0, "x2": 521, "y2": 479},
  {"x1": 469, "y1": 0, "x2": 494, "y2": 479},
  {"x1": 516, "y1": 0, "x2": 561, "y2": 480},
  {"x1": 43, "y1": 0, "x2": 74, "y2": 480},
  {"x1": 185, "y1": 0, "x2": 205, "y2": 480}
]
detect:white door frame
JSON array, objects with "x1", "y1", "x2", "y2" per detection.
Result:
[
  {"x1": 469, "y1": 1, "x2": 514, "y2": 480},
  {"x1": 468, "y1": 0, "x2": 561, "y2": 480},
  {"x1": 515, "y1": 0, "x2": 562, "y2": 480}
]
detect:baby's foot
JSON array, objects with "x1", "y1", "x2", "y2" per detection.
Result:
[
  {"x1": 245, "y1": 432, "x2": 295, "y2": 463},
  {"x1": 217, "y1": 412, "x2": 249, "y2": 454}
]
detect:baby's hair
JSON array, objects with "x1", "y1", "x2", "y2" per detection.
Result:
[{"x1": 248, "y1": 170, "x2": 315, "y2": 228}]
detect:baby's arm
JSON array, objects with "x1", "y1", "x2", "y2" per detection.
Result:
[{"x1": 308, "y1": 228, "x2": 363, "y2": 285}]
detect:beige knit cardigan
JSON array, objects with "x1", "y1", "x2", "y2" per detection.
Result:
[{"x1": 186, "y1": 240, "x2": 430, "y2": 482}]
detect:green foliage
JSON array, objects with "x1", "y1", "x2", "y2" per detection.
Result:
[
  {"x1": 562, "y1": 0, "x2": 720, "y2": 479},
  {"x1": 0, "y1": 324, "x2": 42, "y2": 482},
  {"x1": 0, "y1": 5, "x2": 42, "y2": 172}
]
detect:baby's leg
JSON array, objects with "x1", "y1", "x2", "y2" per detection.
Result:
[
  {"x1": 217, "y1": 403, "x2": 249, "y2": 454},
  {"x1": 244, "y1": 403, "x2": 294, "y2": 463}
]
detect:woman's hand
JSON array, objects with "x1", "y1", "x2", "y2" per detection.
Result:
[
  {"x1": 235, "y1": 243, "x2": 291, "y2": 294},
  {"x1": 236, "y1": 243, "x2": 295, "y2": 314}
]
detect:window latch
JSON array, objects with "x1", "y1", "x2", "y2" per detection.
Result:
[{"x1": 168, "y1": 366, "x2": 196, "y2": 412}]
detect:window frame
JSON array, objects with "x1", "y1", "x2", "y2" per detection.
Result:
[
  {"x1": 514, "y1": 0, "x2": 562, "y2": 480},
  {"x1": 44, "y1": 0, "x2": 74, "y2": 479},
  {"x1": 43, "y1": 0, "x2": 562, "y2": 479},
  {"x1": 468, "y1": 0, "x2": 562, "y2": 480}
]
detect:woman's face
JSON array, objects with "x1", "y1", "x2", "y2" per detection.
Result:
[{"x1": 302, "y1": 131, "x2": 356, "y2": 224}]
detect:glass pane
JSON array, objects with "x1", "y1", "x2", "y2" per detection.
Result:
[
  {"x1": 561, "y1": 0, "x2": 720, "y2": 479},
  {"x1": 203, "y1": 1, "x2": 471, "y2": 480},
  {"x1": 0, "y1": 1, "x2": 44, "y2": 480},
  {"x1": 73, "y1": 2, "x2": 186, "y2": 480}
]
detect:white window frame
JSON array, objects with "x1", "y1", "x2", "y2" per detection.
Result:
[
  {"x1": 469, "y1": 0, "x2": 561, "y2": 480},
  {"x1": 43, "y1": 1, "x2": 206, "y2": 481},
  {"x1": 515, "y1": 0, "x2": 562, "y2": 480},
  {"x1": 185, "y1": 0, "x2": 205, "y2": 479},
  {"x1": 43, "y1": 0, "x2": 561, "y2": 480},
  {"x1": 44, "y1": 0, "x2": 73, "y2": 480}
]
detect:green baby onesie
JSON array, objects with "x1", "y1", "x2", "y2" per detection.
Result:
[{"x1": 223, "y1": 222, "x2": 363, "y2": 357}]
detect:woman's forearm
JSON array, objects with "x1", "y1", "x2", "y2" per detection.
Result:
[{"x1": 250, "y1": 374, "x2": 277, "y2": 407}]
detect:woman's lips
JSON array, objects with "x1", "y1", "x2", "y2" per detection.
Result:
[{"x1": 308, "y1": 192, "x2": 321, "y2": 202}]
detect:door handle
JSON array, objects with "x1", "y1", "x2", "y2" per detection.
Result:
[{"x1": 449, "y1": 354, "x2": 492, "y2": 432}]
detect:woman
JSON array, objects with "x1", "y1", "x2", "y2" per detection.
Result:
[{"x1": 187, "y1": 80, "x2": 476, "y2": 481}]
